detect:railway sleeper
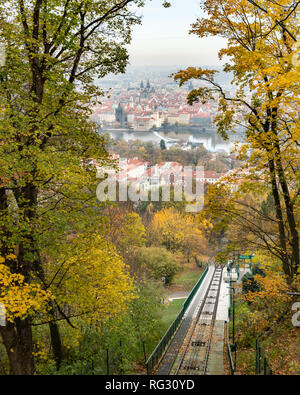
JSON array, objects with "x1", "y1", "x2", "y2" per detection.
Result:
[
  {"x1": 182, "y1": 365, "x2": 202, "y2": 371},
  {"x1": 191, "y1": 341, "x2": 206, "y2": 347}
]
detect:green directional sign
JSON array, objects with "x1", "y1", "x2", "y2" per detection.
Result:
[{"x1": 238, "y1": 255, "x2": 253, "y2": 259}]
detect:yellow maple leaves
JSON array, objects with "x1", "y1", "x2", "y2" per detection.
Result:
[
  {"x1": 243, "y1": 271, "x2": 292, "y2": 305},
  {"x1": 49, "y1": 234, "x2": 136, "y2": 325},
  {"x1": 241, "y1": 253, "x2": 293, "y2": 333},
  {"x1": 150, "y1": 207, "x2": 206, "y2": 258},
  {"x1": 0, "y1": 264, "x2": 52, "y2": 322}
]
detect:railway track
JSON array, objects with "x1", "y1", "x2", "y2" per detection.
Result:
[{"x1": 170, "y1": 265, "x2": 224, "y2": 375}]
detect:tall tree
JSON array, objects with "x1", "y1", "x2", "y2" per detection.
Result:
[
  {"x1": 0, "y1": 0, "x2": 146, "y2": 374},
  {"x1": 174, "y1": 0, "x2": 299, "y2": 279}
]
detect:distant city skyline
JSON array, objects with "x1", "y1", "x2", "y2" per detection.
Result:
[{"x1": 128, "y1": 0, "x2": 228, "y2": 66}]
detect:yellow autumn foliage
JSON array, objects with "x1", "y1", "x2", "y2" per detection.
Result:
[
  {"x1": 0, "y1": 263, "x2": 52, "y2": 322},
  {"x1": 241, "y1": 256, "x2": 293, "y2": 333},
  {"x1": 48, "y1": 234, "x2": 136, "y2": 326},
  {"x1": 150, "y1": 207, "x2": 207, "y2": 261},
  {"x1": 242, "y1": 271, "x2": 292, "y2": 305}
]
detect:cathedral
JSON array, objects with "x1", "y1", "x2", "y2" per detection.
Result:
[{"x1": 140, "y1": 80, "x2": 154, "y2": 99}]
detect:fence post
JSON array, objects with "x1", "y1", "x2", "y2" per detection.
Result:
[
  {"x1": 119, "y1": 340, "x2": 124, "y2": 375},
  {"x1": 106, "y1": 348, "x2": 109, "y2": 375},
  {"x1": 255, "y1": 340, "x2": 273, "y2": 375},
  {"x1": 269, "y1": 367, "x2": 273, "y2": 375},
  {"x1": 142, "y1": 341, "x2": 147, "y2": 367},
  {"x1": 263, "y1": 357, "x2": 267, "y2": 375},
  {"x1": 255, "y1": 339, "x2": 258, "y2": 375},
  {"x1": 258, "y1": 343, "x2": 261, "y2": 374}
]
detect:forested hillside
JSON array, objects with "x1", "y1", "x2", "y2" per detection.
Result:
[{"x1": 0, "y1": 0, "x2": 298, "y2": 376}]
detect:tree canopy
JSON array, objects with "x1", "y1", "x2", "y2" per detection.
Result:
[
  {"x1": 174, "y1": 0, "x2": 299, "y2": 279},
  {"x1": 0, "y1": 0, "x2": 149, "y2": 375}
]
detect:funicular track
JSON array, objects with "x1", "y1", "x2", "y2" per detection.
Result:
[{"x1": 170, "y1": 265, "x2": 224, "y2": 375}]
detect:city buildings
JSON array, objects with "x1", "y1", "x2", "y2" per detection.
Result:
[
  {"x1": 96, "y1": 154, "x2": 226, "y2": 194},
  {"x1": 91, "y1": 75, "x2": 218, "y2": 131}
]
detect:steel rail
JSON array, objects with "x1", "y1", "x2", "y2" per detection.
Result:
[
  {"x1": 202, "y1": 266, "x2": 223, "y2": 374},
  {"x1": 174, "y1": 264, "x2": 223, "y2": 375}
]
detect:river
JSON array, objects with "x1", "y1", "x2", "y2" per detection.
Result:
[{"x1": 102, "y1": 128, "x2": 243, "y2": 154}]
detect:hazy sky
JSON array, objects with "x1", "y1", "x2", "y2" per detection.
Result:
[{"x1": 128, "y1": 0, "x2": 227, "y2": 66}]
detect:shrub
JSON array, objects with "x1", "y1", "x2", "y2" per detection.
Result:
[{"x1": 133, "y1": 246, "x2": 180, "y2": 285}]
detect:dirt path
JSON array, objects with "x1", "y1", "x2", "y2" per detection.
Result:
[{"x1": 167, "y1": 291, "x2": 189, "y2": 301}]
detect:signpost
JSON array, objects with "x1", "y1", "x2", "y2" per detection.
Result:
[{"x1": 238, "y1": 254, "x2": 254, "y2": 270}]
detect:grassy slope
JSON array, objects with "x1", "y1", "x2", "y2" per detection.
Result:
[{"x1": 160, "y1": 263, "x2": 204, "y2": 332}]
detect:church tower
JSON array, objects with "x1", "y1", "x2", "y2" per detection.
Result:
[{"x1": 116, "y1": 103, "x2": 127, "y2": 126}]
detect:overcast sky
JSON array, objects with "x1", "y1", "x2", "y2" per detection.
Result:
[{"x1": 128, "y1": 0, "x2": 227, "y2": 66}]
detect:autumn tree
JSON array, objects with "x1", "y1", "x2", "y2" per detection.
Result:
[
  {"x1": 44, "y1": 233, "x2": 136, "y2": 325},
  {"x1": 0, "y1": 0, "x2": 149, "y2": 375},
  {"x1": 104, "y1": 205, "x2": 146, "y2": 261},
  {"x1": 150, "y1": 207, "x2": 207, "y2": 262},
  {"x1": 174, "y1": 0, "x2": 299, "y2": 279},
  {"x1": 240, "y1": 252, "x2": 292, "y2": 337},
  {"x1": 131, "y1": 246, "x2": 180, "y2": 284}
]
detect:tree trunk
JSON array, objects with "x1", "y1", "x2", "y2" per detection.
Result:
[
  {"x1": 0, "y1": 318, "x2": 34, "y2": 375},
  {"x1": 274, "y1": 147, "x2": 299, "y2": 277},
  {"x1": 0, "y1": 183, "x2": 39, "y2": 374},
  {"x1": 49, "y1": 321, "x2": 63, "y2": 371},
  {"x1": 267, "y1": 158, "x2": 291, "y2": 277}
]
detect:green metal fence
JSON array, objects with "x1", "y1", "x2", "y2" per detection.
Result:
[
  {"x1": 145, "y1": 264, "x2": 209, "y2": 374},
  {"x1": 227, "y1": 278, "x2": 236, "y2": 374},
  {"x1": 182, "y1": 264, "x2": 209, "y2": 311},
  {"x1": 226, "y1": 319, "x2": 235, "y2": 374},
  {"x1": 255, "y1": 339, "x2": 273, "y2": 375}
]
